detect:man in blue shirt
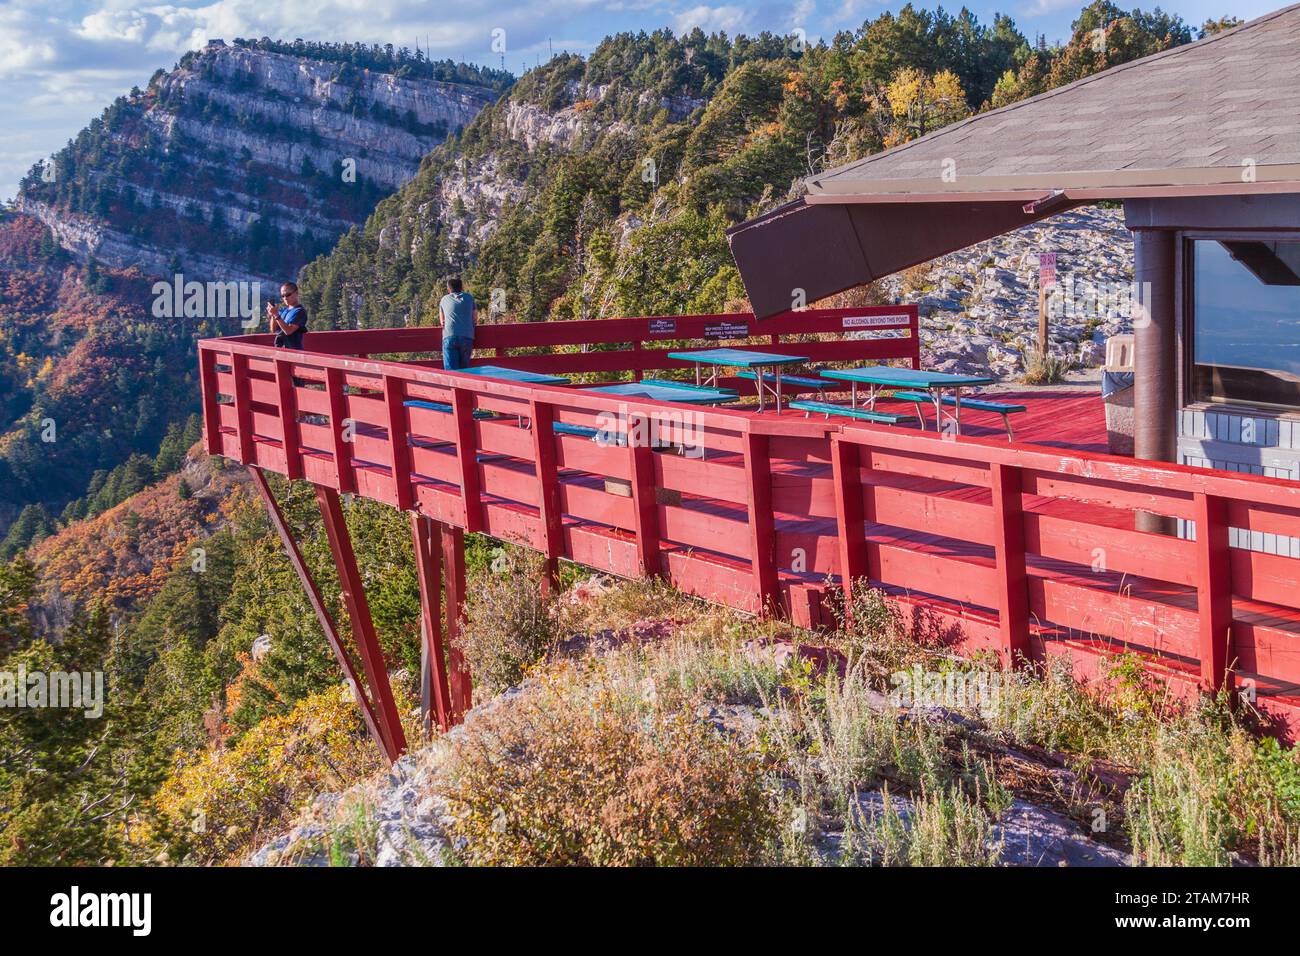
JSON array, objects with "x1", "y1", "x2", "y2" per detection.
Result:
[
  {"x1": 266, "y1": 281, "x2": 308, "y2": 349},
  {"x1": 439, "y1": 277, "x2": 476, "y2": 370}
]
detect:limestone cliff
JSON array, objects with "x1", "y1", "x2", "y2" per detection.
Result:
[{"x1": 16, "y1": 39, "x2": 503, "y2": 285}]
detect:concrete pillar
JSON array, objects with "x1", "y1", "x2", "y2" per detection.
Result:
[{"x1": 1132, "y1": 229, "x2": 1177, "y2": 534}]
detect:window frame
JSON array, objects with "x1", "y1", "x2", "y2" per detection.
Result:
[{"x1": 1183, "y1": 229, "x2": 1300, "y2": 412}]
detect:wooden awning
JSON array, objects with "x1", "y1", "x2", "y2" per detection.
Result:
[{"x1": 727, "y1": 196, "x2": 1084, "y2": 319}]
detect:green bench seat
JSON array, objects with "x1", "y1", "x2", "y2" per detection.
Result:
[
  {"x1": 790, "y1": 400, "x2": 918, "y2": 426},
  {"x1": 889, "y1": 391, "x2": 1025, "y2": 439},
  {"x1": 736, "y1": 370, "x2": 831, "y2": 392},
  {"x1": 403, "y1": 399, "x2": 497, "y2": 420},
  {"x1": 552, "y1": 421, "x2": 630, "y2": 446},
  {"x1": 639, "y1": 378, "x2": 738, "y2": 395},
  {"x1": 552, "y1": 421, "x2": 601, "y2": 439}
]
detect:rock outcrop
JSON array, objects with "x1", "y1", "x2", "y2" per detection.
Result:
[
  {"x1": 18, "y1": 41, "x2": 500, "y2": 286},
  {"x1": 879, "y1": 205, "x2": 1135, "y2": 379}
]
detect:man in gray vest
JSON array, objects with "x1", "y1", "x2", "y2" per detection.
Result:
[{"x1": 439, "y1": 276, "x2": 476, "y2": 370}]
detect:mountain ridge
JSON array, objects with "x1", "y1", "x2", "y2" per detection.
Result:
[{"x1": 16, "y1": 39, "x2": 505, "y2": 285}]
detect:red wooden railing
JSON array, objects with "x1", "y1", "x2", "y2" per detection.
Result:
[{"x1": 199, "y1": 306, "x2": 1300, "y2": 739}]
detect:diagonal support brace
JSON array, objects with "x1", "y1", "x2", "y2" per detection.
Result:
[
  {"x1": 315, "y1": 484, "x2": 408, "y2": 760},
  {"x1": 246, "y1": 467, "x2": 396, "y2": 761}
]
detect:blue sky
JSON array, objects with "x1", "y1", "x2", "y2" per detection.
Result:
[{"x1": 0, "y1": 0, "x2": 1277, "y2": 202}]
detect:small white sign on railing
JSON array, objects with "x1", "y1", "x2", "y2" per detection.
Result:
[{"x1": 842, "y1": 314, "x2": 910, "y2": 328}]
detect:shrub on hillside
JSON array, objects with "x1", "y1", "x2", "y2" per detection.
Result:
[
  {"x1": 140, "y1": 685, "x2": 385, "y2": 863},
  {"x1": 437, "y1": 674, "x2": 777, "y2": 865},
  {"x1": 458, "y1": 547, "x2": 556, "y2": 695}
]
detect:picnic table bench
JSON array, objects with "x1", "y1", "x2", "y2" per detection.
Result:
[
  {"x1": 735, "y1": 369, "x2": 833, "y2": 395},
  {"x1": 891, "y1": 390, "x2": 1026, "y2": 440},
  {"x1": 790, "y1": 400, "x2": 919, "y2": 426},
  {"x1": 582, "y1": 381, "x2": 738, "y2": 405},
  {"x1": 667, "y1": 348, "x2": 809, "y2": 412},
  {"x1": 819, "y1": 365, "x2": 995, "y2": 436},
  {"x1": 638, "y1": 378, "x2": 738, "y2": 397},
  {"x1": 444, "y1": 365, "x2": 570, "y2": 385}
]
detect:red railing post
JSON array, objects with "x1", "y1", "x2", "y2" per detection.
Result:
[
  {"x1": 629, "y1": 437, "x2": 662, "y2": 578},
  {"x1": 410, "y1": 513, "x2": 452, "y2": 733},
  {"x1": 451, "y1": 387, "x2": 483, "y2": 533},
  {"x1": 383, "y1": 374, "x2": 413, "y2": 510},
  {"x1": 230, "y1": 352, "x2": 255, "y2": 464},
  {"x1": 830, "y1": 435, "x2": 868, "y2": 609},
  {"x1": 742, "y1": 432, "x2": 780, "y2": 615},
  {"x1": 1194, "y1": 492, "x2": 1233, "y2": 692},
  {"x1": 199, "y1": 346, "x2": 223, "y2": 456},
  {"x1": 529, "y1": 400, "x2": 563, "y2": 583},
  {"x1": 325, "y1": 366, "x2": 356, "y2": 494},
  {"x1": 909, "y1": 309, "x2": 922, "y2": 369},
  {"x1": 247, "y1": 467, "x2": 390, "y2": 761},
  {"x1": 315, "y1": 484, "x2": 407, "y2": 759},
  {"x1": 990, "y1": 462, "x2": 1031, "y2": 667},
  {"x1": 440, "y1": 521, "x2": 472, "y2": 718},
  {"x1": 275, "y1": 358, "x2": 304, "y2": 480}
]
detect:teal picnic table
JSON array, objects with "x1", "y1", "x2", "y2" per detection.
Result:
[
  {"x1": 819, "y1": 365, "x2": 995, "y2": 435},
  {"x1": 582, "y1": 381, "x2": 737, "y2": 405},
  {"x1": 451, "y1": 364, "x2": 570, "y2": 385},
  {"x1": 666, "y1": 348, "x2": 809, "y2": 412}
]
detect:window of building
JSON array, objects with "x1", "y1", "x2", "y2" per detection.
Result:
[{"x1": 1191, "y1": 238, "x2": 1300, "y2": 408}]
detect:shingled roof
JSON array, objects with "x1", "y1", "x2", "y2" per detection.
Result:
[
  {"x1": 730, "y1": 5, "x2": 1300, "y2": 318},
  {"x1": 809, "y1": 3, "x2": 1300, "y2": 198}
]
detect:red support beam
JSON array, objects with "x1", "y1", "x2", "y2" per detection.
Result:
[
  {"x1": 990, "y1": 462, "x2": 1031, "y2": 667},
  {"x1": 742, "y1": 432, "x2": 779, "y2": 615},
  {"x1": 246, "y1": 467, "x2": 390, "y2": 760},
  {"x1": 830, "y1": 436, "x2": 867, "y2": 609},
  {"x1": 529, "y1": 399, "x2": 563, "y2": 558},
  {"x1": 440, "y1": 522, "x2": 472, "y2": 718},
  {"x1": 629, "y1": 438, "x2": 662, "y2": 577},
  {"x1": 383, "y1": 374, "x2": 414, "y2": 510},
  {"x1": 315, "y1": 484, "x2": 407, "y2": 758},
  {"x1": 275, "y1": 359, "x2": 304, "y2": 480},
  {"x1": 452, "y1": 388, "x2": 483, "y2": 533},
  {"x1": 410, "y1": 513, "x2": 452, "y2": 733},
  {"x1": 325, "y1": 366, "x2": 356, "y2": 494},
  {"x1": 1194, "y1": 492, "x2": 1233, "y2": 692},
  {"x1": 231, "y1": 352, "x2": 255, "y2": 464},
  {"x1": 199, "y1": 347, "x2": 222, "y2": 456}
]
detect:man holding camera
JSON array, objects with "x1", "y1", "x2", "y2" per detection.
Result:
[{"x1": 266, "y1": 281, "x2": 308, "y2": 349}]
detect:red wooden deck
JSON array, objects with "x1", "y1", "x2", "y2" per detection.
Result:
[{"x1": 199, "y1": 308, "x2": 1300, "y2": 754}]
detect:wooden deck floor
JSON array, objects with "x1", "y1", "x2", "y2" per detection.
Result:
[{"x1": 757, "y1": 386, "x2": 1111, "y2": 452}]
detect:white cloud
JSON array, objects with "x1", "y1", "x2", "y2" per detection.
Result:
[
  {"x1": 673, "y1": 5, "x2": 752, "y2": 35},
  {"x1": 1017, "y1": 0, "x2": 1079, "y2": 15},
  {"x1": 0, "y1": 9, "x2": 60, "y2": 74},
  {"x1": 78, "y1": 8, "x2": 153, "y2": 43},
  {"x1": 789, "y1": 0, "x2": 817, "y2": 29}
]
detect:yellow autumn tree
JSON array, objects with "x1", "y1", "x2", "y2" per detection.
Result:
[{"x1": 883, "y1": 68, "x2": 970, "y2": 146}]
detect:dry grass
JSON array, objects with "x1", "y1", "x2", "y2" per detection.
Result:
[
  {"x1": 414, "y1": 573, "x2": 1300, "y2": 867},
  {"x1": 457, "y1": 546, "x2": 558, "y2": 696},
  {"x1": 1021, "y1": 348, "x2": 1072, "y2": 385},
  {"x1": 436, "y1": 666, "x2": 778, "y2": 866}
]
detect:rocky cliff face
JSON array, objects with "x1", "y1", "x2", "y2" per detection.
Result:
[
  {"x1": 880, "y1": 205, "x2": 1135, "y2": 378},
  {"x1": 17, "y1": 41, "x2": 500, "y2": 285}
]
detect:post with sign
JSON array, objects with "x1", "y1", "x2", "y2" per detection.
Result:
[{"x1": 1037, "y1": 252, "x2": 1057, "y2": 357}]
